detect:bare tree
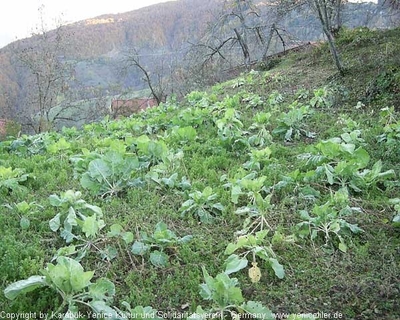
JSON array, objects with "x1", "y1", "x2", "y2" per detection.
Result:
[
  {"x1": 194, "y1": 0, "x2": 302, "y2": 71},
  {"x1": 307, "y1": 0, "x2": 345, "y2": 75},
  {"x1": 121, "y1": 48, "x2": 173, "y2": 105},
  {"x1": 192, "y1": 0, "x2": 267, "y2": 69},
  {"x1": 12, "y1": 6, "x2": 80, "y2": 133},
  {"x1": 260, "y1": 0, "x2": 303, "y2": 61},
  {"x1": 385, "y1": 0, "x2": 400, "y2": 9}
]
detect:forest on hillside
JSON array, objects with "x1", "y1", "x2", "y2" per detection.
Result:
[{"x1": 0, "y1": 0, "x2": 398, "y2": 134}]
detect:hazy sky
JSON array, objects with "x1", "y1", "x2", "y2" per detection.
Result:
[{"x1": 0, "y1": 0, "x2": 174, "y2": 48}]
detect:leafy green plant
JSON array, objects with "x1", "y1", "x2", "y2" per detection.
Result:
[
  {"x1": 377, "y1": 107, "x2": 400, "y2": 157},
  {"x1": 296, "y1": 188, "x2": 363, "y2": 252},
  {"x1": 173, "y1": 107, "x2": 210, "y2": 127},
  {"x1": 241, "y1": 93, "x2": 264, "y2": 109},
  {"x1": 0, "y1": 166, "x2": 31, "y2": 194},
  {"x1": 224, "y1": 230, "x2": 285, "y2": 280},
  {"x1": 134, "y1": 135, "x2": 170, "y2": 167},
  {"x1": 107, "y1": 223, "x2": 134, "y2": 245},
  {"x1": 49, "y1": 190, "x2": 105, "y2": 243},
  {"x1": 230, "y1": 77, "x2": 246, "y2": 89},
  {"x1": 47, "y1": 137, "x2": 72, "y2": 154},
  {"x1": 309, "y1": 87, "x2": 333, "y2": 108},
  {"x1": 378, "y1": 106, "x2": 397, "y2": 127},
  {"x1": 77, "y1": 150, "x2": 142, "y2": 197},
  {"x1": 300, "y1": 137, "x2": 395, "y2": 191},
  {"x1": 168, "y1": 126, "x2": 197, "y2": 144},
  {"x1": 243, "y1": 147, "x2": 272, "y2": 171},
  {"x1": 8, "y1": 133, "x2": 51, "y2": 155},
  {"x1": 248, "y1": 112, "x2": 273, "y2": 148},
  {"x1": 295, "y1": 88, "x2": 310, "y2": 101},
  {"x1": 4, "y1": 256, "x2": 118, "y2": 317},
  {"x1": 273, "y1": 103, "x2": 316, "y2": 141},
  {"x1": 131, "y1": 222, "x2": 193, "y2": 267},
  {"x1": 223, "y1": 172, "x2": 268, "y2": 209},
  {"x1": 234, "y1": 194, "x2": 276, "y2": 236},
  {"x1": 186, "y1": 91, "x2": 216, "y2": 108},
  {"x1": 146, "y1": 171, "x2": 191, "y2": 193},
  {"x1": 214, "y1": 107, "x2": 249, "y2": 152},
  {"x1": 190, "y1": 267, "x2": 274, "y2": 320},
  {"x1": 52, "y1": 221, "x2": 129, "y2": 263},
  {"x1": 3, "y1": 201, "x2": 43, "y2": 230},
  {"x1": 266, "y1": 90, "x2": 284, "y2": 107},
  {"x1": 248, "y1": 125, "x2": 272, "y2": 148},
  {"x1": 180, "y1": 186, "x2": 225, "y2": 223},
  {"x1": 388, "y1": 198, "x2": 400, "y2": 227},
  {"x1": 252, "y1": 112, "x2": 272, "y2": 125},
  {"x1": 144, "y1": 150, "x2": 191, "y2": 193}
]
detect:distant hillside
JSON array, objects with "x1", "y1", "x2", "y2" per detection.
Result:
[
  {"x1": 0, "y1": 0, "x2": 397, "y2": 128},
  {"x1": 0, "y1": 0, "x2": 222, "y2": 121}
]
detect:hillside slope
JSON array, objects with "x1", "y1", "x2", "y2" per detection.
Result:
[{"x1": 0, "y1": 27, "x2": 399, "y2": 319}]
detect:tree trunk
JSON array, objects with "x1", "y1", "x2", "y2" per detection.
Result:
[
  {"x1": 324, "y1": 25, "x2": 344, "y2": 75},
  {"x1": 261, "y1": 24, "x2": 276, "y2": 62},
  {"x1": 234, "y1": 28, "x2": 251, "y2": 68},
  {"x1": 313, "y1": 0, "x2": 344, "y2": 75}
]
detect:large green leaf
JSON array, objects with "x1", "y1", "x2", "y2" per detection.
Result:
[
  {"x1": 122, "y1": 232, "x2": 134, "y2": 244},
  {"x1": 131, "y1": 241, "x2": 149, "y2": 255},
  {"x1": 104, "y1": 151, "x2": 124, "y2": 176},
  {"x1": 318, "y1": 139, "x2": 342, "y2": 157},
  {"x1": 49, "y1": 194, "x2": 63, "y2": 207},
  {"x1": 108, "y1": 223, "x2": 123, "y2": 237},
  {"x1": 4, "y1": 276, "x2": 47, "y2": 300},
  {"x1": 84, "y1": 203, "x2": 103, "y2": 216},
  {"x1": 89, "y1": 278, "x2": 116, "y2": 302},
  {"x1": 70, "y1": 269, "x2": 94, "y2": 292},
  {"x1": 224, "y1": 242, "x2": 239, "y2": 255},
  {"x1": 149, "y1": 250, "x2": 169, "y2": 267},
  {"x1": 178, "y1": 235, "x2": 193, "y2": 244},
  {"x1": 81, "y1": 214, "x2": 102, "y2": 238},
  {"x1": 199, "y1": 283, "x2": 213, "y2": 301},
  {"x1": 45, "y1": 262, "x2": 71, "y2": 292},
  {"x1": 214, "y1": 273, "x2": 243, "y2": 306},
  {"x1": 20, "y1": 216, "x2": 30, "y2": 230},
  {"x1": 224, "y1": 254, "x2": 248, "y2": 275},
  {"x1": 231, "y1": 185, "x2": 241, "y2": 204},
  {"x1": 269, "y1": 258, "x2": 285, "y2": 279},
  {"x1": 88, "y1": 159, "x2": 112, "y2": 181},
  {"x1": 200, "y1": 267, "x2": 215, "y2": 298},
  {"x1": 46, "y1": 257, "x2": 94, "y2": 293},
  {"x1": 49, "y1": 213, "x2": 61, "y2": 232},
  {"x1": 353, "y1": 147, "x2": 370, "y2": 168},
  {"x1": 80, "y1": 173, "x2": 101, "y2": 193}
]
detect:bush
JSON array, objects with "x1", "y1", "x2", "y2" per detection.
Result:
[
  {"x1": 336, "y1": 27, "x2": 375, "y2": 46},
  {"x1": 0, "y1": 119, "x2": 21, "y2": 141}
]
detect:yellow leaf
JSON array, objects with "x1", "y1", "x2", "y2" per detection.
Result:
[{"x1": 248, "y1": 261, "x2": 261, "y2": 283}]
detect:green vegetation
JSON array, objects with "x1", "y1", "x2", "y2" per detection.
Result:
[{"x1": 1, "y1": 28, "x2": 399, "y2": 319}]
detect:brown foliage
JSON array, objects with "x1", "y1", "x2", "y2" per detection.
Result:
[{"x1": 110, "y1": 98, "x2": 158, "y2": 118}]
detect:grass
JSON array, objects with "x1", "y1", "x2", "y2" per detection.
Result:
[{"x1": 0, "y1": 27, "x2": 399, "y2": 319}]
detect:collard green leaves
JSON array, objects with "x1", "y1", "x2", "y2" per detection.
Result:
[
  {"x1": 80, "y1": 151, "x2": 141, "y2": 197},
  {"x1": 4, "y1": 276, "x2": 47, "y2": 300}
]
